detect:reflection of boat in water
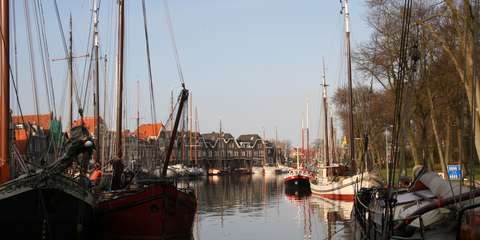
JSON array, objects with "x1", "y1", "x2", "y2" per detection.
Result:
[
  {"x1": 310, "y1": 196, "x2": 354, "y2": 240},
  {"x1": 207, "y1": 175, "x2": 220, "y2": 184},
  {"x1": 310, "y1": 196, "x2": 353, "y2": 222},
  {"x1": 285, "y1": 187, "x2": 311, "y2": 199},
  {"x1": 252, "y1": 166, "x2": 264, "y2": 175}
]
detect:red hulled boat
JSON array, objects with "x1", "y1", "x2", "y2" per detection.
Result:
[
  {"x1": 93, "y1": 0, "x2": 197, "y2": 238},
  {"x1": 95, "y1": 181, "x2": 196, "y2": 239},
  {"x1": 284, "y1": 169, "x2": 311, "y2": 192}
]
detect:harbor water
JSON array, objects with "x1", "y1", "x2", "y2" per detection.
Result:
[{"x1": 186, "y1": 174, "x2": 353, "y2": 240}]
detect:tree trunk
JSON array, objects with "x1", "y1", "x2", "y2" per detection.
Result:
[
  {"x1": 427, "y1": 87, "x2": 448, "y2": 176},
  {"x1": 407, "y1": 127, "x2": 420, "y2": 166}
]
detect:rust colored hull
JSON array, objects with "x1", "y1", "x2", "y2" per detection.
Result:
[{"x1": 95, "y1": 183, "x2": 196, "y2": 240}]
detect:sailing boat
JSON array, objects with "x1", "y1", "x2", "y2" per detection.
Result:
[
  {"x1": 0, "y1": 1, "x2": 96, "y2": 238},
  {"x1": 284, "y1": 147, "x2": 311, "y2": 193},
  {"x1": 94, "y1": 1, "x2": 196, "y2": 239},
  {"x1": 309, "y1": 0, "x2": 382, "y2": 201}
]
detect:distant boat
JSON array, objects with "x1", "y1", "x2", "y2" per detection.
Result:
[
  {"x1": 284, "y1": 148, "x2": 310, "y2": 192},
  {"x1": 263, "y1": 164, "x2": 278, "y2": 175},
  {"x1": 208, "y1": 168, "x2": 221, "y2": 175},
  {"x1": 252, "y1": 166, "x2": 265, "y2": 175},
  {"x1": 284, "y1": 169, "x2": 310, "y2": 192}
]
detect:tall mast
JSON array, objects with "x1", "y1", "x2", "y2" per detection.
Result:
[
  {"x1": 275, "y1": 126, "x2": 278, "y2": 164},
  {"x1": 136, "y1": 81, "x2": 140, "y2": 163},
  {"x1": 189, "y1": 93, "x2": 192, "y2": 162},
  {"x1": 67, "y1": 15, "x2": 73, "y2": 133},
  {"x1": 194, "y1": 106, "x2": 199, "y2": 165},
  {"x1": 93, "y1": 0, "x2": 100, "y2": 163},
  {"x1": 262, "y1": 127, "x2": 266, "y2": 165},
  {"x1": 330, "y1": 116, "x2": 336, "y2": 163},
  {"x1": 322, "y1": 60, "x2": 330, "y2": 167},
  {"x1": 0, "y1": 0, "x2": 9, "y2": 183},
  {"x1": 170, "y1": 89, "x2": 173, "y2": 130},
  {"x1": 116, "y1": 0, "x2": 125, "y2": 159},
  {"x1": 102, "y1": 54, "x2": 107, "y2": 166},
  {"x1": 343, "y1": 0, "x2": 356, "y2": 172},
  {"x1": 306, "y1": 101, "x2": 310, "y2": 164},
  {"x1": 301, "y1": 114, "x2": 305, "y2": 164}
]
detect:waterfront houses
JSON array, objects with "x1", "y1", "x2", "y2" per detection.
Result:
[{"x1": 199, "y1": 132, "x2": 286, "y2": 172}]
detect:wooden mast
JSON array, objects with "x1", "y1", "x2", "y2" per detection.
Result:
[
  {"x1": 162, "y1": 87, "x2": 189, "y2": 177},
  {"x1": 0, "y1": 0, "x2": 9, "y2": 183},
  {"x1": 194, "y1": 106, "x2": 199, "y2": 165},
  {"x1": 306, "y1": 101, "x2": 310, "y2": 165},
  {"x1": 67, "y1": 15, "x2": 73, "y2": 133},
  {"x1": 93, "y1": 0, "x2": 100, "y2": 163},
  {"x1": 189, "y1": 93, "x2": 192, "y2": 163},
  {"x1": 330, "y1": 116, "x2": 336, "y2": 163},
  {"x1": 262, "y1": 127, "x2": 267, "y2": 166},
  {"x1": 343, "y1": 0, "x2": 356, "y2": 172},
  {"x1": 301, "y1": 114, "x2": 304, "y2": 164},
  {"x1": 322, "y1": 60, "x2": 330, "y2": 167},
  {"x1": 116, "y1": 0, "x2": 125, "y2": 159}
]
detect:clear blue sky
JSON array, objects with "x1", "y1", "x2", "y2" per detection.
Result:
[{"x1": 11, "y1": 0, "x2": 371, "y2": 146}]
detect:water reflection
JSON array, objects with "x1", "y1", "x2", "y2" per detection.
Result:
[{"x1": 189, "y1": 175, "x2": 353, "y2": 240}]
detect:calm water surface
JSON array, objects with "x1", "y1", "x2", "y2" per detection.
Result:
[{"x1": 187, "y1": 174, "x2": 353, "y2": 240}]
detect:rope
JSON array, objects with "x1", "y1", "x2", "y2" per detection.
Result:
[
  {"x1": 9, "y1": 0, "x2": 26, "y2": 125},
  {"x1": 141, "y1": 0, "x2": 157, "y2": 125},
  {"x1": 32, "y1": 0, "x2": 53, "y2": 115},
  {"x1": 24, "y1": 0, "x2": 41, "y2": 118},
  {"x1": 52, "y1": 0, "x2": 68, "y2": 56},
  {"x1": 386, "y1": 0, "x2": 414, "y2": 237},
  {"x1": 163, "y1": 0, "x2": 186, "y2": 85},
  {"x1": 37, "y1": 0, "x2": 57, "y2": 117}
]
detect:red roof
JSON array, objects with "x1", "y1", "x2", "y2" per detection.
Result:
[
  {"x1": 135, "y1": 123, "x2": 164, "y2": 140},
  {"x1": 72, "y1": 116, "x2": 105, "y2": 134},
  {"x1": 14, "y1": 129, "x2": 28, "y2": 154},
  {"x1": 12, "y1": 113, "x2": 52, "y2": 130}
]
